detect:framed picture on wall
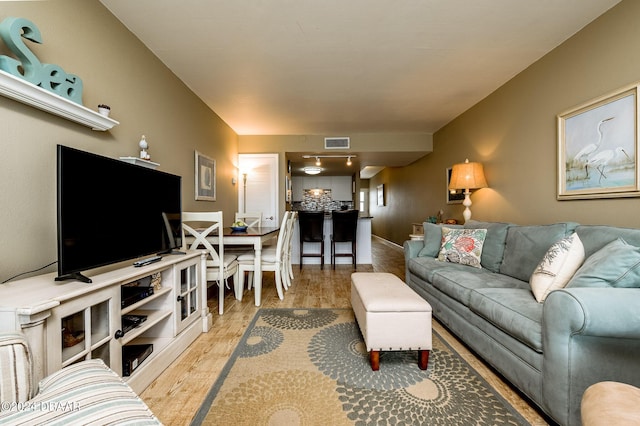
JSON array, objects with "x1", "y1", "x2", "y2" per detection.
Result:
[
  {"x1": 446, "y1": 167, "x2": 464, "y2": 204},
  {"x1": 377, "y1": 184, "x2": 385, "y2": 206},
  {"x1": 558, "y1": 83, "x2": 640, "y2": 200},
  {"x1": 195, "y1": 151, "x2": 216, "y2": 201}
]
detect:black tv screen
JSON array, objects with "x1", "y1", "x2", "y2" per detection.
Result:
[{"x1": 57, "y1": 145, "x2": 182, "y2": 282}]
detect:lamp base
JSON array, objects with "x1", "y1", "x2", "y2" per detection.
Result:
[{"x1": 462, "y1": 190, "x2": 472, "y2": 223}]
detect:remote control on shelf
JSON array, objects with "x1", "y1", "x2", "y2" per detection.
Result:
[{"x1": 133, "y1": 256, "x2": 162, "y2": 267}]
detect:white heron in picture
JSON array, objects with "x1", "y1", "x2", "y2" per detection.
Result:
[
  {"x1": 572, "y1": 116, "x2": 615, "y2": 176},
  {"x1": 586, "y1": 147, "x2": 631, "y2": 183}
]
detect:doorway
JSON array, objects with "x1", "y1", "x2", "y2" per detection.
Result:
[
  {"x1": 238, "y1": 154, "x2": 279, "y2": 227},
  {"x1": 359, "y1": 188, "x2": 369, "y2": 216}
]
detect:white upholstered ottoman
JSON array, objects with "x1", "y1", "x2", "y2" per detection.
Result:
[{"x1": 351, "y1": 272, "x2": 432, "y2": 371}]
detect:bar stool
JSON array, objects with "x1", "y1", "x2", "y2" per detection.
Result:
[
  {"x1": 331, "y1": 209, "x2": 359, "y2": 269},
  {"x1": 298, "y1": 211, "x2": 325, "y2": 269}
]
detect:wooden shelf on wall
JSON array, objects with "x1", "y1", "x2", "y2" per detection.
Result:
[
  {"x1": 0, "y1": 70, "x2": 119, "y2": 131},
  {"x1": 119, "y1": 157, "x2": 160, "y2": 169}
]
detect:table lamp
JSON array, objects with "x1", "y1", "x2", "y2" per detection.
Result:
[{"x1": 448, "y1": 159, "x2": 488, "y2": 222}]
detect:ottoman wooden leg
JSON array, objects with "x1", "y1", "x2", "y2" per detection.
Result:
[
  {"x1": 370, "y1": 350, "x2": 380, "y2": 371},
  {"x1": 419, "y1": 350, "x2": 430, "y2": 370}
]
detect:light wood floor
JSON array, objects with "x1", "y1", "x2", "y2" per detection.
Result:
[{"x1": 140, "y1": 237, "x2": 550, "y2": 425}]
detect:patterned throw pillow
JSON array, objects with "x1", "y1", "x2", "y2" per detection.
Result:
[
  {"x1": 437, "y1": 228, "x2": 487, "y2": 268},
  {"x1": 418, "y1": 222, "x2": 462, "y2": 257},
  {"x1": 529, "y1": 233, "x2": 585, "y2": 303}
]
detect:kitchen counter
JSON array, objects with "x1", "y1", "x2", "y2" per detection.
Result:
[
  {"x1": 291, "y1": 215, "x2": 372, "y2": 265},
  {"x1": 291, "y1": 209, "x2": 372, "y2": 219}
]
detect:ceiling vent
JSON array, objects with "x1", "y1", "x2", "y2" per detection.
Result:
[{"x1": 324, "y1": 137, "x2": 350, "y2": 149}]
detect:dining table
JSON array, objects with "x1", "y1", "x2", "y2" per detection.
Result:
[{"x1": 208, "y1": 225, "x2": 280, "y2": 295}]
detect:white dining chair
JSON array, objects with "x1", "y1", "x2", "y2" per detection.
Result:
[
  {"x1": 236, "y1": 212, "x2": 289, "y2": 306},
  {"x1": 234, "y1": 212, "x2": 262, "y2": 228},
  {"x1": 283, "y1": 211, "x2": 297, "y2": 290},
  {"x1": 181, "y1": 211, "x2": 239, "y2": 315},
  {"x1": 271, "y1": 210, "x2": 295, "y2": 291}
]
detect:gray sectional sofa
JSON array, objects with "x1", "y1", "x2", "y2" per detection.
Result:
[{"x1": 404, "y1": 220, "x2": 640, "y2": 426}]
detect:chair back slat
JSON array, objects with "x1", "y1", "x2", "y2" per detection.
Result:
[
  {"x1": 235, "y1": 212, "x2": 262, "y2": 228},
  {"x1": 274, "y1": 212, "x2": 291, "y2": 260},
  {"x1": 181, "y1": 211, "x2": 239, "y2": 315},
  {"x1": 181, "y1": 211, "x2": 224, "y2": 265}
]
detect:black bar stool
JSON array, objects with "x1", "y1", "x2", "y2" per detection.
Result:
[
  {"x1": 331, "y1": 210, "x2": 358, "y2": 269},
  {"x1": 298, "y1": 211, "x2": 325, "y2": 269}
]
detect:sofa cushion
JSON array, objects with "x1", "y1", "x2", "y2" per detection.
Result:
[
  {"x1": 431, "y1": 267, "x2": 528, "y2": 306},
  {"x1": 500, "y1": 222, "x2": 578, "y2": 282},
  {"x1": 464, "y1": 220, "x2": 512, "y2": 273},
  {"x1": 437, "y1": 227, "x2": 487, "y2": 268},
  {"x1": 566, "y1": 238, "x2": 640, "y2": 288},
  {"x1": 408, "y1": 256, "x2": 469, "y2": 283},
  {"x1": 418, "y1": 222, "x2": 462, "y2": 258},
  {"x1": 469, "y1": 288, "x2": 543, "y2": 352},
  {"x1": 576, "y1": 225, "x2": 640, "y2": 258},
  {"x1": 530, "y1": 233, "x2": 585, "y2": 302}
]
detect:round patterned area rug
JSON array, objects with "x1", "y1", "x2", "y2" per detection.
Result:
[{"x1": 191, "y1": 308, "x2": 530, "y2": 425}]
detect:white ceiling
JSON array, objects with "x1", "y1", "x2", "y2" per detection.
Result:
[{"x1": 100, "y1": 0, "x2": 620, "y2": 175}]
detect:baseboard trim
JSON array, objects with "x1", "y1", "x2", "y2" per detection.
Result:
[{"x1": 372, "y1": 234, "x2": 403, "y2": 251}]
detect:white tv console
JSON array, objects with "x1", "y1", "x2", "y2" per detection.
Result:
[{"x1": 0, "y1": 251, "x2": 211, "y2": 394}]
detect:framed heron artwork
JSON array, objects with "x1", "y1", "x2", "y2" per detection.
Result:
[{"x1": 557, "y1": 83, "x2": 640, "y2": 200}]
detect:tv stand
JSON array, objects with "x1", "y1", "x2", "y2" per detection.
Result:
[
  {"x1": 0, "y1": 251, "x2": 210, "y2": 394},
  {"x1": 55, "y1": 272, "x2": 92, "y2": 283}
]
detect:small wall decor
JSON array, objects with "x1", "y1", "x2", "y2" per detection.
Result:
[
  {"x1": 446, "y1": 167, "x2": 464, "y2": 204},
  {"x1": 195, "y1": 151, "x2": 216, "y2": 201},
  {"x1": 558, "y1": 82, "x2": 640, "y2": 199},
  {"x1": 0, "y1": 16, "x2": 117, "y2": 130},
  {"x1": 0, "y1": 17, "x2": 83, "y2": 104},
  {"x1": 377, "y1": 184, "x2": 385, "y2": 206},
  {"x1": 139, "y1": 135, "x2": 150, "y2": 160},
  {"x1": 98, "y1": 104, "x2": 110, "y2": 117}
]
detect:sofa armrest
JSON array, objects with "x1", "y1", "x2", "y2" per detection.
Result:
[
  {"x1": 544, "y1": 288, "x2": 640, "y2": 339},
  {"x1": 0, "y1": 332, "x2": 35, "y2": 403},
  {"x1": 542, "y1": 288, "x2": 640, "y2": 426},
  {"x1": 404, "y1": 240, "x2": 423, "y2": 260},
  {"x1": 404, "y1": 240, "x2": 424, "y2": 282},
  {"x1": 0, "y1": 359, "x2": 160, "y2": 425}
]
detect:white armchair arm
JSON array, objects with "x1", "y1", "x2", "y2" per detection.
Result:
[{"x1": 0, "y1": 332, "x2": 160, "y2": 425}]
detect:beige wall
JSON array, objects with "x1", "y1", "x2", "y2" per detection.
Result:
[
  {"x1": 371, "y1": 0, "x2": 640, "y2": 245},
  {"x1": 0, "y1": 1, "x2": 238, "y2": 282}
]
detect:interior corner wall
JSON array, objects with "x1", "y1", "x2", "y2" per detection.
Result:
[
  {"x1": 373, "y1": 0, "x2": 640, "y2": 246},
  {"x1": 0, "y1": 0, "x2": 238, "y2": 283}
]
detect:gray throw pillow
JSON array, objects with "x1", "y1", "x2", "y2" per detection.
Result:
[
  {"x1": 566, "y1": 238, "x2": 640, "y2": 288},
  {"x1": 418, "y1": 222, "x2": 462, "y2": 258}
]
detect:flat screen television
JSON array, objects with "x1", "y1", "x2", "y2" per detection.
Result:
[{"x1": 56, "y1": 145, "x2": 182, "y2": 282}]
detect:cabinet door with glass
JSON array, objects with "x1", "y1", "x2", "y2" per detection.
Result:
[
  {"x1": 46, "y1": 286, "x2": 119, "y2": 374},
  {"x1": 174, "y1": 257, "x2": 201, "y2": 334}
]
